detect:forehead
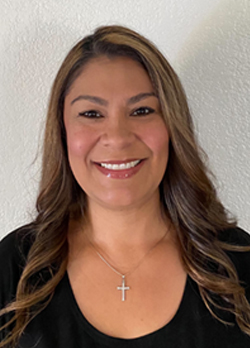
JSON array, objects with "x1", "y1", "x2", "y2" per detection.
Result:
[{"x1": 66, "y1": 56, "x2": 154, "y2": 100}]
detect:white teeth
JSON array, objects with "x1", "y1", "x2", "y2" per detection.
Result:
[{"x1": 100, "y1": 160, "x2": 141, "y2": 170}]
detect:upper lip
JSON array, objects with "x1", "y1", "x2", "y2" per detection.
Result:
[{"x1": 94, "y1": 158, "x2": 144, "y2": 164}]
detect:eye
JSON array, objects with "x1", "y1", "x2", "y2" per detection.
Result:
[
  {"x1": 78, "y1": 110, "x2": 102, "y2": 118},
  {"x1": 131, "y1": 107, "x2": 155, "y2": 116}
]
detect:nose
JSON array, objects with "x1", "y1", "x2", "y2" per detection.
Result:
[{"x1": 100, "y1": 116, "x2": 136, "y2": 149}]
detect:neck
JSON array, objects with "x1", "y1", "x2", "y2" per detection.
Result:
[
  {"x1": 67, "y1": 195, "x2": 177, "y2": 277},
  {"x1": 82, "y1": 195, "x2": 171, "y2": 253}
]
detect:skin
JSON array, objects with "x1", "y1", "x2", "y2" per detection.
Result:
[
  {"x1": 64, "y1": 56, "x2": 187, "y2": 338},
  {"x1": 64, "y1": 56, "x2": 169, "y2": 213}
]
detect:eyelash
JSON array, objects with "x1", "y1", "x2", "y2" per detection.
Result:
[
  {"x1": 78, "y1": 107, "x2": 155, "y2": 118},
  {"x1": 78, "y1": 110, "x2": 102, "y2": 118},
  {"x1": 131, "y1": 107, "x2": 154, "y2": 116}
]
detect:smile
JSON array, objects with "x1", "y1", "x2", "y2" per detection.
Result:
[
  {"x1": 94, "y1": 159, "x2": 146, "y2": 179},
  {"x1": 99, "y1": 160, "x2": 141, "y2": 170}
]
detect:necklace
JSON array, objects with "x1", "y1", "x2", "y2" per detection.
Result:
[{"x1": 88, "y1": 230, "x2": 168, "y2": 301}]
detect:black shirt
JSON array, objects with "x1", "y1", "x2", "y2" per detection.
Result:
[{"x1": 1, "y1": 227, "x2": 250, "y2": 347}]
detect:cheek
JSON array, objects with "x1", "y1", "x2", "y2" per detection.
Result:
[
  {"x1": 66, "y1": 127, "x2": 95, "y2": 159},
  {"x1": 143, "y1": 123, "x2": 169, "y2": 157}
]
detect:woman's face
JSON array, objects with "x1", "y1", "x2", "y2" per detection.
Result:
[{"x1": 63, "y1": 56, "x2": 169, "y2": 211}]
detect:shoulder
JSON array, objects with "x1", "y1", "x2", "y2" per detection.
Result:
[
  {"x1": 0, "y1": 225, "x2": 35, "y2": 305},
  {"x1": 218, "y1": 227, "x2": 250, "y2": 293},
  {"x1": 0, "y1": 225, "x2": 34, "y2": 267},
  {"x1": 218, "y1": 226, "x2": 250, "y2": 246}
]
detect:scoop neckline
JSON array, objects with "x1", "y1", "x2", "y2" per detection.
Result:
[{"x1": 63, "y1": 271, "x2": 191, "y2": 346}]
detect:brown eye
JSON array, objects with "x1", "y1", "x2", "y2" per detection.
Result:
[
  {"x1": 78, "y1": 110, "x2": 102, "y2": 118},
  {"x1": 131, "y1": 107, "x2": 154, "y2": 116}
]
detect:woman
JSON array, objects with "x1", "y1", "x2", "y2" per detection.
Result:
[{"x1": 0, "y1": 25, "x2": 250, "y2": 347}]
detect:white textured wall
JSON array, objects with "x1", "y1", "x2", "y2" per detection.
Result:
[{"x1": 0, "y1": 0, "x2": 249, "y2": 238}]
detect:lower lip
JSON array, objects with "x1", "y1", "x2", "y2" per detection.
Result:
[{"x1": 94, "y1": 160, "x2": 145, "y2": 179}]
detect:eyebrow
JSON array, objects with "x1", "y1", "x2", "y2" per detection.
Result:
[
  {"x1": 70, "y1": 92, "x2": 157, "y2": 106},
  {"x1": 71, "y1": 95, "x2": 108, "y2": 106},
  {"x1": 127, "y1": 92, "x2": 157, "y2": 105}
]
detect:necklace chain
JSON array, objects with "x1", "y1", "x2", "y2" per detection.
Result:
[
  {"x1": 95, "y1": 249, "x2": 125, "y2": 277},
  {"x1": 88, "y1": 229, "x2": 169, "y2": 278},
  {"x1": 86, "y1": 229, "x2": 169, "y2": 301}
]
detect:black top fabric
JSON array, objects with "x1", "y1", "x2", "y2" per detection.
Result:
[{"x1": 1, "y1": 227, "x2": 250, "y2": 347}]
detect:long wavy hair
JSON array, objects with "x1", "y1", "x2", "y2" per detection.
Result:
[{"x1": 1, "y1": 25, "x2": 250, "y2": 347}]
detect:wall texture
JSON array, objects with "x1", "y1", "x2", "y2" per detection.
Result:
[{"x1": 0, "y1": 0, "x2": 249, "y2": 238}]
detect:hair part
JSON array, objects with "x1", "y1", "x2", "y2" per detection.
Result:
[{"x1": 1, "y1": 24, "x2": 250, "y2": 347}]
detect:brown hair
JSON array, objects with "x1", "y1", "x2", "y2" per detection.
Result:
[{"x1": 1, "y1": 25, "x2": 250, "y2": 347}]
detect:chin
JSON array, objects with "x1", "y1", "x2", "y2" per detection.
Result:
[
  {"x1": 99, "y1": 197, "x2": 140, "y2": 210},
  {"x1": 92, "y1": 188, "x2": 159, "y2": 212}
]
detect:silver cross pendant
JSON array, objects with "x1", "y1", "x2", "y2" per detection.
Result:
[{"x1": 117, "y1": 276, "x2": 130, "y2": 301}]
